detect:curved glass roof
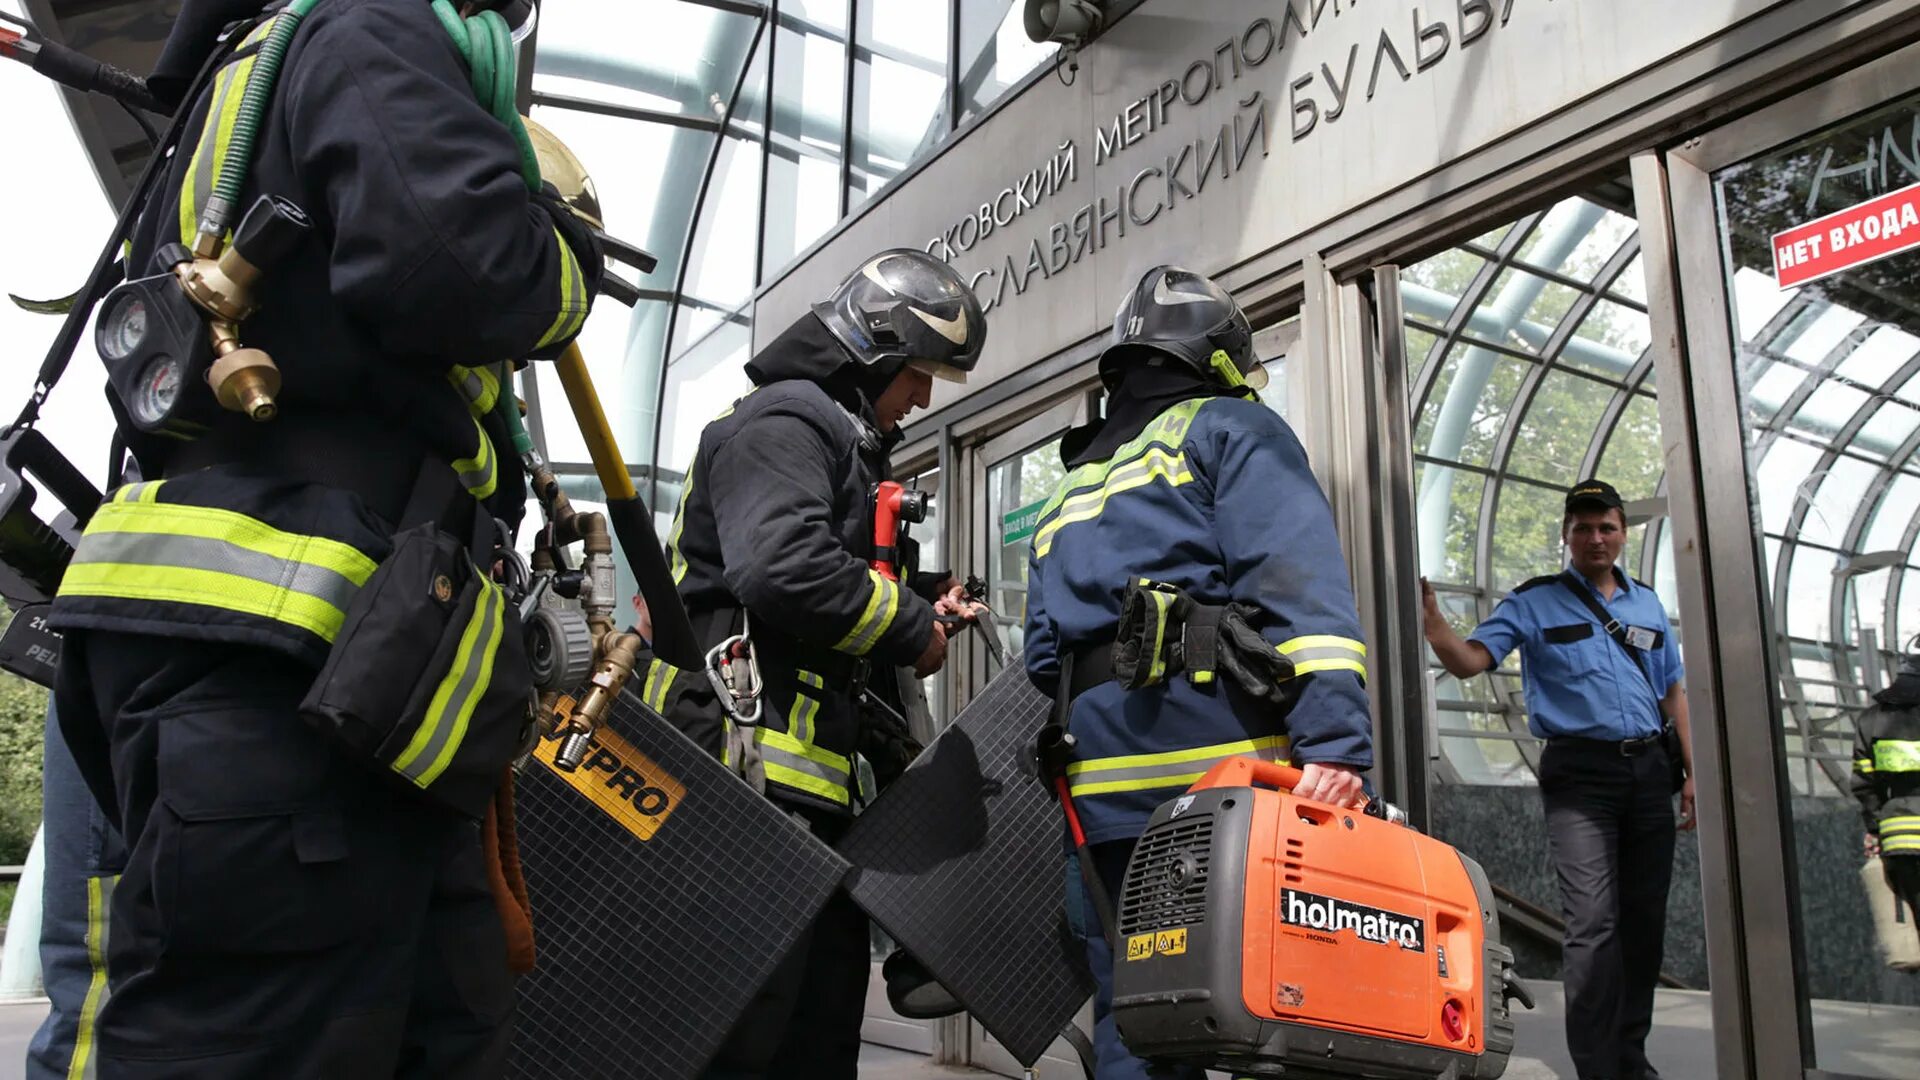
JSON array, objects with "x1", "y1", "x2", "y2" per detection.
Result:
[
  {"x1": 1412, "y1": 191, "x2": 1920, "y2": 796},
  {"x1": 1409, "y1": 194, "x2": 1674, "y2": 787},
  {"x1": 517, "y1": 0, "x2": 1053, "y2": 604}
]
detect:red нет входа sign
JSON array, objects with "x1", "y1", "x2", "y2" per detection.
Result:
[{"x1": 1772, "y1": 180, "x2": 1920, "y2": 289}]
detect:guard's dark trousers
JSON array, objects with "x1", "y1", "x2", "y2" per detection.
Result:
[
  {"x1": 54, "y1": 631, "x2": 513, "y2": 1079},
  {"x1": 1540, "y1": 739, "x2": 1676, "y2": 1080},
  {"x1": 701, "y1": 812, "x2": 870, "y2": 1080}
]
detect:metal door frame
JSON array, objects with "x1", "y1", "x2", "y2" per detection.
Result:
[{"x1": 1632, "y1": 38, "x2": 1920, "y2": 1080}]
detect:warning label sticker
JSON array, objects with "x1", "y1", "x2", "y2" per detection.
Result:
[{"x1": 1124, "y1": 927, "x2": 1189, "y2": 961}]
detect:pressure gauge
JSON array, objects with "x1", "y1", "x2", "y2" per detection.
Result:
[
  {"x1": 130, "y1": 355, "x2": 185, "y2": 429},
  {"x1": 97, "y1": 292, "x2": 148, "y2": 361}
]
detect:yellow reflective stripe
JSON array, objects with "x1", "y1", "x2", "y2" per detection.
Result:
[
  {"x1": 1277, "y1": 635, "x2": 1369, "y2": 657},
  {"x1": 1065, "y1": 734, "x2": 1290, "y2": 776},
  {"x1": 833, "y1": 569, "x2": 899, "y2": 655},
  {"x1": 1882, "y1": 836, "x2": 1920, "y2": 853},
  {"x1": 1277, "y1": 635, "x2": 1368, "y2": 680},
  {"x1": 1035, "y1": 399, "x2": 1206, "y2": 519},
  {"x1": 666, "y1": 394, "x2": 752, "y2": 584},
  {"x1": 1072, "y1": 769, "x2": 1216, "y2": 796},
  {"x1": 789, "y1": 687, "x2": 822, "y2": 746},
  {"x1": 393, "y1": 578, "x2": 504, "y2": 788},
  {"x1": 1067, "y1": 735, "x2": 1292, "y2": 798},
  {"x1": 642, "y1": 659, "x2": 675, "y2": 713},
  {"x1": 764, "y1": 760, "x2": 852, "y2": 805},
  {"x1": 448, "y1": 363, "x2": 503, "y2": 416},
  {"x1": 1856, "y1": 759, "x2": 1877, "y2": 773},
  {"x1": 1881, "y1": 815, "x2": 1920, "y2": 833},
  {"x1": 534, "y1": 227, "x2": 589, "y2": 349},
  {"x1": 59, "y1": 564, "x2": 355, "y2": 641},
  {"x1": 755, "y1": 725, "x2": 852, "y2": 805},
  {"x1": 1291, "y1": 658, "x2": 1368, "y2": 676},
  {"x1": 1034, "y1": 447, "x2": 1194, "y2": 558},
  {"x1": 81, "y1": 495, "x2": 377, "y2": 580},
  {"x1": 1873, "y1": 740, "x2": 1920, "y2": 772},
  {"x1": 756, "y1": 724, "x2": 851, "y2": 772},
  {"x1": 177, "y1": 52, "x2": 255, "y2": 245},
  {"x1": 799, "y1": 670, "x2": 824, "y2": 688},
  {"x1": 453, "y1": 416, "x2": 498, "y2": 500},
  {"x1": 1147, "y1": 590, "x2": 1171, "y2": 682},
  {"x1": 67, "y1": 873, "x2": 116, "y2": 1080}
]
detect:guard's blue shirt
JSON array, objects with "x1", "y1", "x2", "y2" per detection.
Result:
[{"x1": 1469, "y1": 568, "x2": 1683, "y2": 741}]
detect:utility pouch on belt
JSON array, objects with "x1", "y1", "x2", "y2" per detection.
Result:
[
  {"x1": 1112, "y1": 580, "x2": 1295, "y2": 705},
  {"x1": 300, "y1": 461, "x2": 531, "y2": 819}
]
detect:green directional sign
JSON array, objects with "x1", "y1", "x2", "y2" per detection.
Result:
[{"x1": 1001, "y1": 500, "x2": 1045, "y2": 546}]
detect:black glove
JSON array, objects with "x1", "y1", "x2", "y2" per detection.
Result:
[
  {"x1": 1213, "y1": 606, "x2": 1297, "y2": 706},
  {"x1": 533, "y1": 182, "x2": 606, "y2": 307},
  {"x1": 1113, "y1": 581, "x2": 1197, "y2": 689}
]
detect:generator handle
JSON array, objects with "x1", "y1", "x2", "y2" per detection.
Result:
[{"x1": 1191, "y1": 756, "x2": 1377, "y2": 815}]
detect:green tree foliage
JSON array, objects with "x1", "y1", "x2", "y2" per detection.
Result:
[
  {"x1": 0, "y1": 607, "x2": 47, "y2": 866},
  {"x1": 1407, "y1": 200, "x2": 1662, "y2": 593}
]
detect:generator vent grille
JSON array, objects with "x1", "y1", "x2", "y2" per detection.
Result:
[{"x1": 1117, "y1": 813, "x2": 1214, "y2": 936}]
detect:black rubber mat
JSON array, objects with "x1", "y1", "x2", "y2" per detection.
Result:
[
  {"x1": 508, "y1": 687, "x2": 849, "y2": 1080},
  {"x1": 840, "y1": 665, "x2": 1093, "y2": 1066}
]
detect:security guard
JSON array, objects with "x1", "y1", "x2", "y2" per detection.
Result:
[
  {"x1": 1423, "y1": 479, "x2": 1691, "y2": 1080},
  {"x1": 1023, "y1": 266, "x2": 1373, "y2": 1080},
  {"x1": 1853, "y1": 650, "x2": 1920, "y2": 953},
  {"x1": 47, "y1": 0, "x2": 597, "y2": 1074},
  {"x1": 644, "y1": 248, "x2": 984, "y2": 1079}
]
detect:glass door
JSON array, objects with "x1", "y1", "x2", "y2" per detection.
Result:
[
  {"x1": 962, "y1": 391, "x2": 1096, "y2": 1079},
  {"x1": 1656, "y1": 42, "x2": 1920, "y2": 1079}
]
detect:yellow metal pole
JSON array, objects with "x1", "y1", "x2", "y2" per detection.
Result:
[{"x1": 551, "y1": 342, "x2": 636, "y2": 501}]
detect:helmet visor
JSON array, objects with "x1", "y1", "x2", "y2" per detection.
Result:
[{"x1": 908, "y1": 357, "x2": 969, "y2": 383}]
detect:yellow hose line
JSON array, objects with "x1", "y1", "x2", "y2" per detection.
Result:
[{"x1": 553, "y1": 343, "x2": 636, "y2": 502}]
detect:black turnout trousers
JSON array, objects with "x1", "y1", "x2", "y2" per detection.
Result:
[
  {"x1": 54, "y1": 631, "x2": 512, "y2": 1079},
  {"x1": 1539, "y1": 738, "x2": 1676, "y2": 1080}
]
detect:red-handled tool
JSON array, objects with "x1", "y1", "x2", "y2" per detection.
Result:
[{"x1": 870, "y1": 480, "x2": 930, "y2": 581}]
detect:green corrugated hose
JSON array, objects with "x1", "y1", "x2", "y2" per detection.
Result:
[
  {"x1": 198, "y1": 0, "x2": 542, "y2": 249},
  {"x1": 196, "y1": 0, "x2": 323, "y2": 246}
]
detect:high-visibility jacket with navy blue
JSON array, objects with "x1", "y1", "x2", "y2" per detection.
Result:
[
  {"x1": 1853, "y1": 676, "x2": 1920, "y2": 858},
  {"x1": 637, "y1": 314, "x2": 938, "y2": 817},
  {"x1": 50, "y1": 0, "x2": 597, "y2": 666},
  {"x1": 1023, "y1": 395, "x2": 1373, "y2": 844}
]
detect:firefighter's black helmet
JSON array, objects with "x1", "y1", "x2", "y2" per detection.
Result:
[
  {"x1": 812, "y1": 249, "x2": 986, "y2": 382},
  {"x1": 1099, "y1": 265, "x2": 1261, "y2": 390}
]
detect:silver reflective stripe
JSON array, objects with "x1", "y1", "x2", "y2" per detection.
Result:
[
  {"x1": 456, "y1": 431, "x2": 494, "y2": 495},
  {"x1": 395, "y1": 586, "x2": 499, "y2": 786},
  {"x1": 1283, "y1": 645, "x2": 1362, "y2": 665},
  {"x1": 756, "y1": 740, "x2": 849, "y2": 781},
  {"x1": 73, "y1": 530, "x2": 362, "y2": 613}
]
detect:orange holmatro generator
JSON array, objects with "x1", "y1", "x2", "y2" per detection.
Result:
[{"x1": 1111, "y1": 757, "x2": 1522, "y2": 1079}]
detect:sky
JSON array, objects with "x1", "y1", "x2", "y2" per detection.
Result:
[{"x1": 0, "y1": 0, "x2": 118, "y2": 488}]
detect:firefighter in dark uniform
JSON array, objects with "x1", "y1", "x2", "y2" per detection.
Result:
[
  {"x1": 1022, "y1": 266, "x2": 1374, "y2": 1080},
  {"x1": 46, "y1": 0, "x2": 598, "y2": 1075},
  {"x1": 640, "y1": 249, "x2": 985, "y2": 1079},
  {"x1": 1853, "y1": 650, "x2": 1920, "y2": 955}
]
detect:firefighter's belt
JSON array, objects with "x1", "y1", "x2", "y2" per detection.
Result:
[
  {"x1": 165, "y1": 410, "x2": 435, "y2": 526},
  {"x1": 1098, "y1": 581, "x2": 1296, "y2": 705}
]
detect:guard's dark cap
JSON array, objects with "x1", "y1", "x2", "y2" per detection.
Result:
[{"x1": 1566, "y1": 478, "x2": 1623, "y2": 512}]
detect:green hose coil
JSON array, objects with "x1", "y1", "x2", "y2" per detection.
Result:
[{"x1": 431, "y1": 0, "x2": 542, "y2": 191}]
